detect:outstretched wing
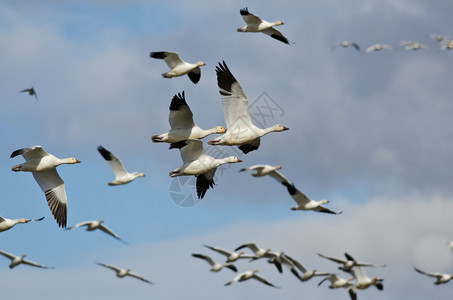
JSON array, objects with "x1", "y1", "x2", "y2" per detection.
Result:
[
  {"x1": 97, "y1": 146, "x2": 129, "y2": 177},
  {"x1": 150, "y1": 51, "x2": 183, "y2": 69},
  {"x1": 168, "y1": 91, "x2": 195, "y2": 130},
  {"x1": 11, "y1": 145, "x2": 48, "y2": 161},
  {"x1": 240, "y1": 7, "x2": 263, "y2": 25},
  {"x1": 262, "y1": 27, "x2": 290, "y2": 44}
]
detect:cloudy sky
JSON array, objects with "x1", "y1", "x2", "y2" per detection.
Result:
[{"x1": 1, "y1": 0, "x2": 453, "y2": 299}]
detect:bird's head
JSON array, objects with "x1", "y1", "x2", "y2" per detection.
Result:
[
  {"x1": 197, "y1": 61, "x2": 206, "y2": 67},
  {"x1": 216, "y1": 126, "x2": 227, "y2": 133}
]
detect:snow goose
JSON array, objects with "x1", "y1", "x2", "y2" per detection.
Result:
[
  {"x1": 235, "y1": 243, "x2": 271, "y2": 259},
  {"x1": 97, "y1": 145, "x2": 145, "y2": 186},
  {"x1": 399, "y1": 40, "x2": 430, "y2": 51},
  {"x1": 284, "y1": 255, "x2": 330, "y2": 281},
  {"x1": 208, "y1": 61, "x2": 289, "y2": 154},
  {"x1": 350, "y1": 266, "x2": 384, "y2": 290},
  {"x1": 364, "y1": 43, "x2": 392, "y2": 53},
  {"x1": 429, "y1": 33, "x2": 446, "y2": 43},
  {"x1": 192, "y1": 253, "x2": 238, "y2": 272},
  {"x1": 151, "y1": 91, "x2": 226, "y2": 143},
  {"x1": 66, "y1": 219, "x2": 128, "y2": 245},
  {"x1": 332, "y1": 41, "x2": 361, "y2": 51},
  {"x1": 19, "y1": 87, "x2": 38, "y2": 101},
  {"x1": 96, "y1": 262, "x2": 153, "y2": 284},
  {"x1": 225, "y1": 269, "x2": 279, "y2": 288},
  {"x1": 414, "y1": 267, "x2": 453, "y2": 285},
  {"x1": 0, "y1": 250, "x2": 54, "y2": 269},
  {"x1": 318, "y1": 252, "x2": 385, "y2": 273},
  {"x1": 149, "y1": 51, "x2": 205, "y2": 84},
  {"x1": 204, "y1": 244, "x2": 254, "y2": 263},
  {"x1": 239, "y1": 164, "x2": 291, "y2": 183},
  {"x1": 10, "y1": 145, "x2": 81, "y2": 228},
  {"x1": 169, "y1": 139, "x2": 242, "y2": 199},
  {"x1": 318, "y1": 274, "x2": 357, "y2": 300},
  {"x1": 0, "y1": 215, "x2": 44, "y2": 232},
  {"x1": 441, "y1": 40, "x2": 453, "y2": 50},
  {"x1": 237, "y1": 7, "x2": 290, "y2": 44},
  {"x1": 266, "y1": 251, "x2": 301, "y2": 279}
]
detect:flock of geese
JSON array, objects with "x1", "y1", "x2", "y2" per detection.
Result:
[{"x1": 3, "y1": 6, "x2": 453, "y2": 298}]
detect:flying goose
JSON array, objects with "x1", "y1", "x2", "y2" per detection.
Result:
[
  {"x1": 96, "y1": 262, "x2": 153, "y2": 284},
  {"x1": 225, "y1": 269, "x2": 279, "y2": 288},
  {"x1": 350, "y1": 266, "x2": 384, "y2": 290},
  {"x1": 169, "y1": 139, "x2": 242, "y2": 199},
  {"x1": 399, "y1": 40, "x2": 430, "y2": 51},
  {"x1": 414, "y1": 267, "x2": 453, "y2": 285},
  {"x1": 235, "y1": 243, "x2": 272, "y2": 259},
  {"x1": 208, "y1": 61, "x2": 289, "y2": 154},
  {"x1": 204, "y1": 244, "x2": 254, "y2": 263},
  {"x1": 97, "y1": 145, "x2": 145, "y2": 186},
  {"x1": 441, "y1": 40, "x2": 453, "y2": 50},
  {"x1": 192, "y1": 253, "x2": 238, "y2": 272},
  {"x1": 266, "y1": 251, "x2": 301, "y2": 278},
  {"x1": 237, "y1": 7, "x2": 290, "y2": 44},
  {"x1": 239, "y1": 164, "x2": 291, "y2": 183},
  {"x1": 149, "y1": 51, "x2": 205, "y2": 84},
  {"x1": 0, "y1": 250, "x2": 54, "y2": 269},
  {"x1": 364, "y1": 43, "x2": 393, "y2": 53},
  {"x1": 318, "y1": 274, "x2": 357, "y2": 300},
  {"x1": 429, "y1": 33, "x2": 446, "y2": 43},
  {"x1": 284, "y1": 255, "x2": 330, "y2": 281},
  {"x1": 332, "y1": 41, "x2": 361, "y2": 51},
  {"x1": 318, "y1": 252, "x2": 385, "y2": 273},
  {"x1": 10, "y1": 145, "x2": 81, "y2": 228},
  {"x1": 152, "y1": 91, "x2": 226, "y2": 143},
  {"x1": 19, "y1": 87, "x2": 38, "y2": 101},
  {"x1": 66, "y1": 219, "x2": 128, "y2": 245},
  {"x1": 0, "y1": 215, "x2": 44, "y2": 232}
]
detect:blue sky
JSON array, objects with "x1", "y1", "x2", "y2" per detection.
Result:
[{"x1": 1, "y1": 0, "x2": 453, "y2": 299}]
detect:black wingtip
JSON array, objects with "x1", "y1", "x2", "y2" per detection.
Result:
[
  {"x1": 238, "y1": 144, "x2": 259, "y2": 154},
  {"x1": 240, "y1": 7, "x2": 249, "y2": 15},
  {"x1": 169, "y1": 140, "x2": 188, "y2": 150},
  {"x1": 270, "y1": 34, "x2": 290, "y2": 45},
  {"x1": 169, "y1": 91, "x2": 187, "y2": 111},
  {"x1": 150, "y1": 51, "x2": 167, "y2": 59},
  {"x1": 97, "y1": 145, "x2": 113, "y2": 161},
  {"x1": 196, "y1": 174, "x2": 215, "y2": 199},
  {"x1": 216, "y1": 61, "x2": 238, "y2": 96},
  {"x1": 10, "y1": 148, "x2": 25, "y2": 159}
]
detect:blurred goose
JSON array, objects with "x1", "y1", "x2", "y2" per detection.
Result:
[
  {"x1": 152, "y1": 91, "x2": 226, "y2": 143},
  {"x1": 208, "y1": 61, "x2": 289, "y2": 154},
  {"x1": 237, "y1": 7, "x2": 290, "y2": 44},
  {"x1": 10, "y1": 145, "x2": 81, "y2": 228},
  {"x1": 429, "y1": 33, "x2": 446, "y2": 43},
  {"x1": 284, "y1": 255, "x2": 330, "y2": 281},
  {"x1": 204, "y1": 244, "x2": 254, "y2": 263},
  {"x1": 97, "y1": 145, "x2": 145, "y2": 186},
  {"x1": 0, "y1": 215, "x2": 44, "y2": 232},
  {"x1": 351, "y1": 266, "x2": 384, "y2": 290},
  {"x1": 169, "y1": 140, "x2": 242, "y2": 199},
  {"x1": 282, "y1": 181, "x2": 341, "y2": 213},
  {"x1": 441, "y1": 40, "x2": 453, "y2": 50},
  {"x1": 364, "y1": 43, "x2": 392, "y2": 53},
  {"x1": 318, "y1": 274, "x2": 357, "y2": 300},
  {"x1": 332, "y1": 41, "x2": 360, "y2": 51},
  {"x1": 66, "y1": 219, "x2": 128, "y2": 244},
  {"x1": 414, "y1": 267, "x2": 453, "y2": 285},
  {"x1": 96, "y1": 262, "x2": 153, "y2": 284},
  {"x1": 239, "y1": 164, "x2": 291, "y2": 183},
  {"x1": 0, "y1": 250, "x2": 54, "y2": 269},
  {"x1": 149, "y1": 51, "x2": 205, "y2": 84},
  {"x1": 318, "y1": 252, "x2": 385, "y2": 273},
  {"x1": 192, "y1": 253, "x2": 237, "y2": 272},
  {"x1": 225, "y1": 269, "x2": 279, "y2": 288},
  {"x1": 399, "y1": 40, "x2": 430, "y2": 51},
  {"x1": 235, "y1": 243, "x2": 271, "y2": 259},
  {"x1": 19, "y1": 87, "x2": 38, "y2": 101},
  {"x1": 266, "y1": 251, "x2": 300, "y2": 278}
]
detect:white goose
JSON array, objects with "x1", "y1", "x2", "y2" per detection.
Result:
[
  {"x1": 243, "y1": 165, "x2": 340, "y2": 213},
  {"x1": 152, "y1": 91, "x2": 226, "y2": 143},
  {"x1": 284, "y1": 255, "x2": 330, "y2": 281},
  {"x1": 399, "y1": 40, "x2": 430, "y2": 51},
  {"x1": 192, "y1": 253, "x2": 238, "y2": 272},
  {"x1": 318, "y1": 252, "x2": 385, "y2": 273},
  {"x1": 66, "y1": 219, "x2": 128, "y2": 245},
  {"x1": 364, "y1": 43, "x2": 393, "y2": 53},
  {"x1": 237, "y1": 7, "x2": 290, "y2": 44},
  {"x1": 208, "y1": 61, "x2": 289, "y2": 154},
  {"x1": 350, "y1": 266, "x2": 384, "y2": 290},
  {"x1": 235, "y1": 243, "x2": 271, "y2": 259},
  {"x1": 266, "y1": 251, "x2": 300, "y2": 277},
  {"x1": 10, "y1": 145, "x2": 81, "y2": 228},
  {"x1": 332, "y1": 41, "x2": 361, "y2": 51},
  {"x1": 318, "y1": 274, "x2": 357, "y2": 300},
  {"x1": 169, "y1": 139, "x2": 242, "y2": 199},
  {"x1": 149, "y1": 51, "x2": 205, "y2": 84},
  {"x1": 0, "y1": 250, "x2": 54, "y2": 269},
  {"x1": 96, "y1": 262, "x2": 153, "y2": 284},
  {"x1": 204, "y1": 244, "x2": 254, "y2": 263},
  {"x1": 441, "y1": 40, "x2": 453, "y2": 50},
  {"x1": 0, "y1": 215, "x2": 44, "y2": 232},
  {"x1": 97, "y1": 145, "x2": 145, "y2": 186},
  {"x1": 225, "y1": 269, "x2": 279, "y2": 288},
  {"x1": 414, "y1": 267, "x2": 453, "y2": 285}
]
